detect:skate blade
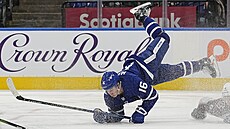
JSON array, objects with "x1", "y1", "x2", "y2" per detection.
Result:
[{"x1": 130, "y1": 2, "x2": 151, "y2": 14}]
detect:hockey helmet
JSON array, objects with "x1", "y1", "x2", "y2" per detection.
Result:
[{"x1": 101, "y1": 71, "x2": 119, "y2": 90}]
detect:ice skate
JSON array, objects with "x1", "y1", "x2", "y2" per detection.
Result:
[
  {"x1": 130, "y1": 2, "x2": 152, "y2": 22},
  {"x1": 200, "y1": 55, "x2": 220, "y2": 78}
]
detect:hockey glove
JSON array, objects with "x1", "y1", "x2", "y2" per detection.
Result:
[
  {"x1": 223, "y1": 115, "x2": 230, "y2": 124},
  {"x1": 130, "y1": 106, "x2": 148, "y2": 124},
  {"x1": 130, "y1": 111, "x2": 145, "y2": 124},
  {"x1": 93, "y1": 108, "x2": 123, "y2": 124},
  {"x1": 191, "y1": 108, "x2": 207, "y2": 120}
]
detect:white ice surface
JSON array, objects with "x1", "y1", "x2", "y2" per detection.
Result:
[{"x1": 0, "y1": 90, "x2": 229, "y2": 129}]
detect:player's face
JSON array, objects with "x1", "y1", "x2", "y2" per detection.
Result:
[{"x1": 106, "y1": 83, "x2": 120, "y2": 98}]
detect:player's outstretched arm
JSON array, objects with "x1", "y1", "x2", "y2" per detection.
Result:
[
  {"x1": 191, "y1": 97, "x2": 212, "y2": 120},
  {"x1": 130, "y1": 79, "x2": 159, "y2": 124}
]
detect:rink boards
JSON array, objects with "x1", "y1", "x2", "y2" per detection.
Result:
[
  {"x1": 0, "y1": 77, "x2": 230, "y2": 91},
  {"x1": 0, "y1": 28, "x2": 229, "y2": 90}
]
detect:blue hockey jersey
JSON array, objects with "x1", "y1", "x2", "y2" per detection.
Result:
[{"x1": 104, "y1": 54, "x2": 159, "y2": 120}]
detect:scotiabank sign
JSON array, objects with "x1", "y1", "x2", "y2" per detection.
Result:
[{"x1": 65, "y1": 7, "x2": 196, "y2": 28}]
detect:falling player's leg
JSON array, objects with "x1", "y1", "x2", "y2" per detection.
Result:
[
  {"x1": 130, "y1": 2, "x2": 220, "y2": 81},
  {"x1": 138, "y1": 16, "x2": 171, "y2": 71},
  {"x1": 152, "y1": 62, "x2": 200, "y2": 85},
  {"x1": 152, "y1": 55, "x2": 220, "y2": 85},
  {"x1": 130, "y1": 3, "x2": 170, "y2": 73},
  {"x1": 130, "y1": 2, "x2": 169, "y2": 39}
]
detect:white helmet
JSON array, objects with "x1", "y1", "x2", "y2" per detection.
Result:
[{"x1": 222, "y1": 83, "x2": 230, "y2": 97}]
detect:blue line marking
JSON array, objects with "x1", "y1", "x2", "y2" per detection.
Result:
[{"x1": 0, "y1": 28, "x2": 229, "y2": 31}]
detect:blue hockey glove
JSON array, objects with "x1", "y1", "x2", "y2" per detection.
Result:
[
  {"x1": 130, "y1": 111, "x2": 145, "y2": 124},
  {"x1": 130, "y1": 106, "x2": 148, "y2": 124},
  {"x1": 93, "y1": 108, "x2": 123, "y2": 124}
]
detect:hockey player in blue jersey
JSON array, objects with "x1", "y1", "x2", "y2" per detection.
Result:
[{"x1": 93, "y1": 2, "x2": 220, "y2": 124}]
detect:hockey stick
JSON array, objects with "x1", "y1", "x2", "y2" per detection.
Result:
[
  {"x1": 6, "y1": 78, "x2": 131, "y2": 120},
  {"x1": 0, "y1": 118, "x2": 26, "y2": 129}
]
